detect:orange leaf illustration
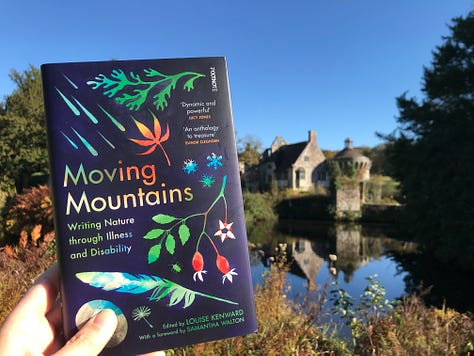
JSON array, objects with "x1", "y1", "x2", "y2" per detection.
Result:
[
  {"x1": 133, "y1": 117, "x2": 155, "y2": 140},
  {"x1": 130, "y1": 115, "x2": 171, "y2": 166}
]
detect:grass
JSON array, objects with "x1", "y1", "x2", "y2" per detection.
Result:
[{"x1": 0, "y1": 242, "x2": 56, "y2": 322}]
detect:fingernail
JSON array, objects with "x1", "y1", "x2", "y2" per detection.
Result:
[{"x1": 93, "y1": 309, "x2": 117, "y2": 330}]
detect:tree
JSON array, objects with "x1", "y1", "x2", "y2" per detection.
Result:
[
  {"x1": 237, "y1": 134, "x2": 262, "y2": 167},
  {"x1": 0, "y1": 65, "x2": 48, "y2": 192},
  {"x1": 359, "y1": 144, "x2": 392, "y2": 175},
  {"x1": 382, "y1": 12, "x2": 474, "y2": 270}
]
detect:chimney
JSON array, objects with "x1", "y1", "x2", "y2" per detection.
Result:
[{"x1": 308, "y1": 130, "x2": 317, "y2": 144}]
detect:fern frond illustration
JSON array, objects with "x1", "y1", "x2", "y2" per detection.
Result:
[
  {"x1": 129, "y1": 112, "x2": 171, "y2": 165},
  {"x1": 87, "y1": 68, "x2": 205, "y2": 112},
  {"x1": 76, "y1": 271, "x2": 238, "y2": 308}
]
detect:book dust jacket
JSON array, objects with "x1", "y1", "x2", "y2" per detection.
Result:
[{"x1": 41, "y1": 57, "x2": 257, "y2": 354}]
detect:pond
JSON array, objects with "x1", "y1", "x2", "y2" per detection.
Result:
[{"x1": 247, "y1": 220, "x2": 473, "y2": 338}]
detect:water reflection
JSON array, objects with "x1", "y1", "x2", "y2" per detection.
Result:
[
  {"x1": 249, "y1": 220, "x2": 412, "y2": 339},
  {"x1": 291, "y1": 239, "x2": 324, "y2": 290},
  {"x1": 249, "y1": 220, "x2": 413, "y2": 298},
  {"x1": 248, "y1": 220, "x2": 473, "y2": 314}
]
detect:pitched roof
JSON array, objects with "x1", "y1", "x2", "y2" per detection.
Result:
[{"x1": 261, "y1": 142, "x2": 307, "y2": 171}]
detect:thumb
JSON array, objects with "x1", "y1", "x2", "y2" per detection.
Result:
[{"x1": 54, "y1": 309, "x2": 118, "y2": 356}]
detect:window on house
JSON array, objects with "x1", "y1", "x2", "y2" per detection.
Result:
[{"x1": 304, "y1": 156, "x2": 309, "y2": 162}]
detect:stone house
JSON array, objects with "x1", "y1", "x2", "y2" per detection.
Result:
[
  {"x1": 332, "y1": 138, "x2": 372, "y2": 217},
  {"x1": 242, "y1": 130, "x2": 328, "y2": 191}
]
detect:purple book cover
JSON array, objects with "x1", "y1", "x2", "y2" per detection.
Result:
[{"x1": 41, "y1": 57, "x2": 257, "y2": 354}]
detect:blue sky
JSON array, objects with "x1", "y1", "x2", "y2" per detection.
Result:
[{"x1": 1, "y1": 1, "x2": 473, "y2": 150}]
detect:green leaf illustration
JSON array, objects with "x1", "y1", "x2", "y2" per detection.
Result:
[
  {"x1": 169, "y1": 288, "x2": 189, "y2": 307},
  {"x1": 178, "y1": 224, "x2": 190, "y2": 246},
  {"x1": 144, "y1": 228, "x2": 165, "y2": 240},
  {"x1": 184, "y1": 290, "x2": 196, "y2": 308},
  {"x1": 87, "y1": 68, "x2": 205, "y2": 112},
  {"x1": 183, "y1": 77, "x2": 200, "y2": 92},
  {"x1": 152, "y1": 214, "x2": 177, "y2": 224},
  {"x1": 76, "y1": 271, "x2": 238, "y2": 308},
  {"x1": 148, "y1": 244, "x2": 162, "y2": 264},
  {"x1": 153, "y1": 83, "x2": 173, "y2": 111},
  {"x1": 165, "y1": 234, "x2": 176, "y2": 254}
]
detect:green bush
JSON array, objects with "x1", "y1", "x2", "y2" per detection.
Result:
[{"x1": 243, "y1": 192, "x2": 277, "y2": 227}]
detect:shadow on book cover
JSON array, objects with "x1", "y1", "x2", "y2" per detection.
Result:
[{"x1": 41, "y1": 57, "x2": 257, "y2": 355}]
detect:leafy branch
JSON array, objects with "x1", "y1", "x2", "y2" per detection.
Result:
[
  {"x1": 87, "y1": 68, "x2": 205, "y2": 112},
  {"x1": 145, "y1": 176, "x2": 228, "y2": 264},
  {"x1": 76, "y1": 271, "x2": 238, "y2": 308}
]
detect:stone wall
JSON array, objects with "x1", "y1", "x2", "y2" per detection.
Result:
[{"x1": 335, "y1": 182, "x2": 361, "y2": 218}]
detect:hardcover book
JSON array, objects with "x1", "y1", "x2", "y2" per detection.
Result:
[{"x1": 41, "y1": 57, "x2": 257, "y2": 354}]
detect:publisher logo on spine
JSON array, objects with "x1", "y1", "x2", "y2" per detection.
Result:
[{"x1": 210, "y1": 67, "x2": 218, "y2": 92}]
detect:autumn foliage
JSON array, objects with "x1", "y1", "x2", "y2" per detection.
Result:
[{"x1": 2, "y1": 185, "x2": 55, "y2": 247}]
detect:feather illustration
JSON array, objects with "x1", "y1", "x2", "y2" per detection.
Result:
[{"x1": 76, "y1": 271, "x2": 238, "y2": 308}]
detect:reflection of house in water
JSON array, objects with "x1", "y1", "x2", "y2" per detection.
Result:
[
  {"x1": 285, "y1": 224, "x2": 384, "y2": 287},
  {"x1": 278, "y1": 222, "x2": 414, "y2": 289},
  {"x1": 288, "y1": 227, "x2": 370, "y2": 288},
  {"x1": 334, "y1": 224, "x2": 370, "y2": 282},
  {"x1": 291, "y1": 239, "x2": 324, "y2": 290}
]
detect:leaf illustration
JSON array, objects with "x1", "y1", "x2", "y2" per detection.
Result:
[
  {"x1": 165, "y1": 234, "x2": 176, "y2": 254},
  {"x1": 178, "y1": 224, "x2": 190, "y2": 245},
  {"x1": 133, "y1": 116, "x2": 155, "y2": 139},
  {"x1": 148, "y1": 244, "x2": 162, "y2": 264},
  {"x1": 153, "y1": 84, "x2": 173, "y2": 111},
  {"x1": 76, "y1": 271, "x2": 238, "y2": 308},
  {"x1": 87, "y1": 68, "x2": 205, "y2": 112},
  {"x1": 184, "y1": 290, "x2": 196, "y2": 308},
  {"x1": 169, "y1": 288, "x2": 188, "y2": 307},
  {"x1": 144, "y1": 228, "x2": 165, "y2": 240},
  {"x1": 129, "y1": 114, "x2": 171, "y2": 165},
  {"x1": 183, "y1": 77, "x2": 200, "y2": 92},
  {"x1": 152, "y1": 214, "x2": 177, "y2": 224}
]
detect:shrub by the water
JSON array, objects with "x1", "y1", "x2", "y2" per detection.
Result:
[{"x1": 242, "y1": 192, "x2": 277, "y2": 227}]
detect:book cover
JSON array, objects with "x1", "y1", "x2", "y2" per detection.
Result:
[{"x1": 41, "y1": 57, "x2": 257, "y2": 355}]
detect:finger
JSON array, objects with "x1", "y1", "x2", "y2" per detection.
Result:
[
  {"x1": 53, "y1": 309, "x2": 118, "y2": 356},
  {"x1": 46, "y1": 298, "x2": 63, "y2": 335}
]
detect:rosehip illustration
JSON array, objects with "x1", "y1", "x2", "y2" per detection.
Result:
[
  {"x1": 216, "y1": 255, "x2": 238, "y2": 284},
  {"x1": 192, "y1": 251, "x2": 207, "y2": 282}
]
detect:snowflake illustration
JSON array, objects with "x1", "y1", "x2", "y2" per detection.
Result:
[
  {"x1": 199, "y1": 174, "x2": 215, "y2": 188},
  {"x1": 206, "y1": 153, "x2": 223, "y2": 170},
  {"x1": 183, "y1": 159, "x2": 198, "y2": 174}
]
